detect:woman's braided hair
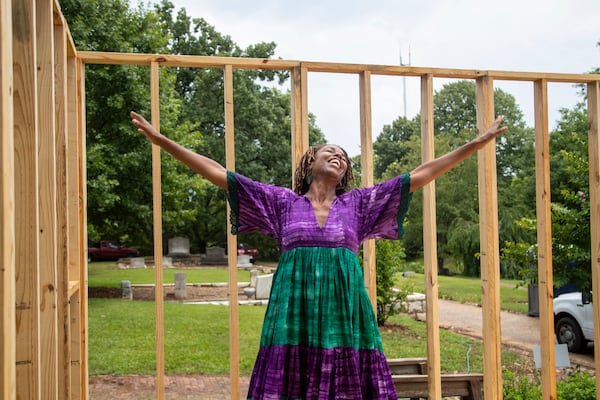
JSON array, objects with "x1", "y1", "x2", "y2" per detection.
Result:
[{"x1": 293, "y1": 144, "x2": 354, "y2": 195}]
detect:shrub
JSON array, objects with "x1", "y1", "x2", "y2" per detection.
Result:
[
  {"x1": 556, "y1": 368, "x2": 596, "y2": 400},
  {"x1": 367, "y1": 239, "x2": 407, "y2": 325},
  {"x1": 503, "y1": 368, "x2": 596, "y2": 400}
]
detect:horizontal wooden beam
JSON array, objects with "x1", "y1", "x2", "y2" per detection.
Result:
[{"x1": 77, "y1": 51, "x2": 600, "y2": 84}]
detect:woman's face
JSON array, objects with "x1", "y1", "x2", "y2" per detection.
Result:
[{"x1": 309, "y1": 145, "x2": 349, "y2": 183}]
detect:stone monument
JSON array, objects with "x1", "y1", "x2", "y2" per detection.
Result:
[{"x1": 168, "y1": 236, "x2": 190, "y2": 257}]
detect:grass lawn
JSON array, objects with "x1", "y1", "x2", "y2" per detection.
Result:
[
  {"x1": 88, "y1": 260, "x2": 532, "y2": 376},
  {"x1": 88, "y1": 261, "x2": 251, "y2": 287},
  {"x1": 90, "y1": 261, "x2": 529, "y2": 313},
  {"x1": 89, "y1": 299, "x2": 265, "y2": 375},
  {"x1": 396, "y1": 273, "x2": 529, "y2": 314},
  {"x1": 88, "y1": 299, "x2": 532, "y2": 377}
]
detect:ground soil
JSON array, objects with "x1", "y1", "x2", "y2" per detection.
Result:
[{"x1": 89, "y1": 284, "x2": 238, "y2": 302}]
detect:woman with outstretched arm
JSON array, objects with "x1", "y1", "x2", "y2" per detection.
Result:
[{"x1": 130, "y1": 110, "x2": 506, "y2": 400}]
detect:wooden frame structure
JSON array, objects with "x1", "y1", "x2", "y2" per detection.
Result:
[
  {"x1": 2, "y1": 1, "x2": 600, "y2": 399},
  {"x1": 2, "y1": 0, "x2": 87, "y2": 399}
]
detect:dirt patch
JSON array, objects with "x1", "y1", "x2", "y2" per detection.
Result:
[
  {"x1": 89, "y1": 283, "x2": 240, "y2": 302},
  {"x1": 89, "y1": 374, "x2": 250, "y2": 400}
]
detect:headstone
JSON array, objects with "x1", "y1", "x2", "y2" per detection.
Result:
[
  {"x1": 406, "y1": 292, "x2": 426, "y2": 314},
  {"x1": 243, "y1": 287, "x2": 256, "y2": 299},
  {"x1": 237, "y1": 254, "x2": 252, "y2": 268},
  {"x1": 129, "y1": 257, "x2": 146, "y2": 269},
  {"x1": 163, "y1": 256, "x2": 173, "y2": 268},
  {"x1": 121, "y1": 280, "x2": 132, "y2": 300},
  {"x1": 174, "y1": 272, "x2": 186, "y2": 300},
  {"x1": 255, "y1": 273, "x2": 274, "y2": 300},
  {"x1": 250, "y1": 269, "x2": 259, "y2": 287},
  {"x1": 168, "y1": 236, "x2": 190, "y2": 256},
  {"x1": 205, "y1": 247, "x2": 226, "y2": 263}
]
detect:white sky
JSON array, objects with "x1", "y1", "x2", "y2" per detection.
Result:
[{"x1": 170, "y1": 0, "x2": 600, "y2": 156}]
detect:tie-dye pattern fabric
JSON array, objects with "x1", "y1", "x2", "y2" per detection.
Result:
[{"x1": 226, "y1": 172, "x2": 411, "y2": 400}]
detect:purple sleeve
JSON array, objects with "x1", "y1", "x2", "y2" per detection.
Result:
[
  {"x1": 226, "y1": 171, "x2": 294, "y2": 241},
  {"x1": 355, "y1": 173, "x2": 412, "y2": 242}
]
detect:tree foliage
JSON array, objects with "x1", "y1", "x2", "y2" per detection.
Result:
[
  {"x1": 502, "y1": 102, "x2": 592, "y2": 291},
  {"x1": 61, "y1": 0, "x2": 325, "y2": 256},
  {"x1": 374, "y1": 80, "x2": 535, "y2": 276}
]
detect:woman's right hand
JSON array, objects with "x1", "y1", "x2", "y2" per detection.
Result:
[{"x1": 129, "y1": 110, "x2": 228, "y2": 189}]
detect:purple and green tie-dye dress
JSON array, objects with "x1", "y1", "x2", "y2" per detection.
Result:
[{"x1": 226, "y1": 171, "x2": 412, "y2": 400}]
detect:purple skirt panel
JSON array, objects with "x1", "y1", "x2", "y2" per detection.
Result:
[{"x1": 247, "y1": 344, "x2": 398, "y2": 400}]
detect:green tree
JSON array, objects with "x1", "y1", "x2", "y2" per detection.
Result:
[
  {"x1": 503, "y1": 102, "x2": 592, "y2": 291},
  {"x1": 61, "y1": 0, "x2": 178, "y2": 251},
  {"x1": 62, "y1": 0, "x2": 327, "y2": 255},
  {"x1": 374, "y1": 81, "x2": 535, "y2": 276},
  {"x1": 152, "y1": 3, "x2": 326, "y2": 257}
]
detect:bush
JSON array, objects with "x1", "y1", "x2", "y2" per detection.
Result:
[
  {"x1": 556, "y1": 369, "x2": 596, "y2": 400},
  {"x1": 503, "y1": 368, "x2": 596, "y2": 400},
  {"x1": 503, "y1": 370, "x2": 542, "y2": 399},
  {"x1": 361, "y1": 239, "x2": 407, "y2": 325}
]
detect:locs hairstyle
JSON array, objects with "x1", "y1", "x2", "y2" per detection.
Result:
[{"x1": 293, "y1": 145, "x2": 354, "y2": 196}]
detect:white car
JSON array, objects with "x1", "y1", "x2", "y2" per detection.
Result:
[{"x1": 553, "y1": 292, "x2": 594, "y2": 353}]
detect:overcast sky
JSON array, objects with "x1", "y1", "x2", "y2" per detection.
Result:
[{"x1": 170, "y1": 0, "x2": 600, "y2": 156}]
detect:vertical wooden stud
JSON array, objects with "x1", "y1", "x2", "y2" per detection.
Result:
[
  {"x1": 150, "y1": 61, "x2": 165, "y2": 400},
  {"x1": 291, "y1": 65, "x2": 309, "y2": 179},
  {"x1": 76, "y1": 57, "x2": 88, "y2": 400},
  {"x1": 534, "y1": 79, "x2": 557, "y2": 400},
  {"x1": 36, "y1": 0, "x2": 59, "y2": 396},
  {"x1": 476, "y1": 76, "x2": 502, "y2": 399},
  {"x1": 0, "y1": 0, "x2": 15, "y2": 398},
  {"x1": 224, "y1": 64, "x2": 241, "y2": 400},
  {"x1": 359, "y1": 71, "x2": 377, "y2": 310},
  {"x1": 420, "y1": 73, "x2": 442, "y2": 399},
  {"x1": 587, "y1": 81, "x2": 600, "y2": 394},
  {"x1": 54, "y1": 16, "x2": 71, "y2": 400},
  {"x1": 13, "y1": 0, "x2": 41, "y2": 398}
]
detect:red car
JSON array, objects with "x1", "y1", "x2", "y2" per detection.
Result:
[
  {"x1": 88, "y1": 240, "x2": 139, "y2": 261},
  {"x1": 237, "y1": 243, "x2": 259, "y2": 262}
]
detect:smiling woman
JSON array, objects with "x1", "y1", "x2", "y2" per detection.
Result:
[{"x1": 131, "y1": 108, "x2": 506, "y2": 399}]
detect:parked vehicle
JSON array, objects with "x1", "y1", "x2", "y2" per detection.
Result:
[
  {"x1": 88, "y1": 240, "x2": 139, "y2": 261},
  {"x1": 237, "y1": 243, "x2": 258, "y2": 262},
  {"x1": 553, "y1": 291, "x2": 594, "y2": 353}
]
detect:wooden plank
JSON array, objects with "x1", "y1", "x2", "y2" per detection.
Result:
[
  {"x1": 0, "y1": 0, "x2": 15, "y2": 398},
  {"x1": 54, "y1": 18, "x2": 71, "y2": 400},
  {"x1": 387, "y1": 358, "x2": 428, "y2": 375},
  {"x1": 533, "y1": 79, "x2": 557, "y2": 400},
  {"x1": 290, "y1": 65, "x2": 309, "y2": 180},
  {"x1": 66, "y1": 49, "x2": 81, "y2": 400},
  {"x1": 224, "y1": 64, "x2": 241, "y2": 400},
  {"x1": 75, "y1": 57, "x2": 87, "y2": 400},
  {"x1": 52, "y1": 0, "x2": 77, "y2": 57},
  {"x1": 37, "y1": 0, "x2": 59, "y2": 397},
  {"x1": 475, "y1": 76, "x2": 502, "y2": 400},
  {"x1": 150, "y1": 61, "x2": 165, "y2": 400},
  {"x1": 13, "y1": 0, "x2": 41, "y2": 398},
  {"x1": 79, "y1": 51, "x2": 300, "y2": 70},
  {"x1": 69, "y1": 287, "x2": 81, "y2": 400},
  {"x1": 76, "y1": 51, "x2": 600, "y2": 84},
  {"x1": 586, "y1": 81, "x2": 600, "y2": 394},
  {"x1": 392, "y1": 374, "x2": 484, "y2": 399},
  {"x1": 359, "y1": 71, "x2": 377, "y2": 309},
  {"x1": 67, "y1": 49, "x2": 79, "y2": 283},
  {"x1": 420, "y1": 74, "x2": 442, "y2": 399}
]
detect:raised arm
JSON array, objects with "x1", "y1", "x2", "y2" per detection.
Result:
[
  {"x1": 130, "y1": 111, "x2": 228, "y2": 190},
  {"x1": 409, "y1": 115, "x2": 508, "y2": 192}
]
